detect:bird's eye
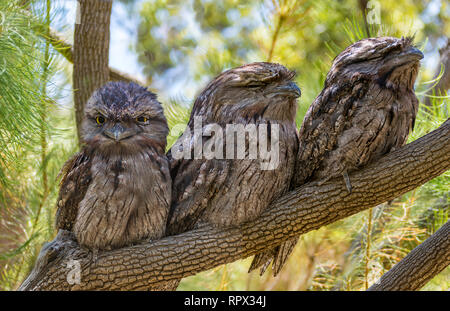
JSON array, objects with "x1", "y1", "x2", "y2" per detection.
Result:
[
  {"x1": 136, "y1": 116, "x2": 148, "y2": 123},
  {"x1": 247, "y1": 83, "x2": 263, "y2": 88},
  {"x1": 96, "y1": 116, "x2": 106, "y2": 125}
]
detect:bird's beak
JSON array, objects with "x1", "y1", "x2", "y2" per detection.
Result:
[
  {"x1": 381, "y1": 46, "x2": 423, "y2": 71},
  {"x1": 398, "y1": 46, "x2": 423, "y2": 63},
  {"x1": 275, "y1": 81, "x2": 302, "y2": 98},
  {"x1": 103, "y1": 123, "x2": 137, "y2": 142},
  {"x1": 401, "y1": 46, "x2": 424, "y2": 61}
]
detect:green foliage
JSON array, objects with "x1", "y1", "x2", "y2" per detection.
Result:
[
  {"x1": 164, "y1": 98, "x2": 191, "y2": 149},
  {"x1": 0, "y1": 0, "x2": 46, "y2": 202},
  {"x1": 0, "y1": 0, "x2": 75, "y2": 290},
  {"x1": 135, "y1": 0, "x2": 261, "y2": 92}
]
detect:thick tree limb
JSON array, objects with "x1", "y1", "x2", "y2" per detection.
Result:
[
  {"x1": 368, "y1": 220, "x2": 449, "y2": 291},
  {"x1": 19, "y1": 120, "x2": 450, "y2": 290}
]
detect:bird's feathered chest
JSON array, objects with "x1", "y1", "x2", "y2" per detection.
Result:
[
  {"x1": 168, "y1": 117, "x2": 298, "y2": 231},
  {"x1": 205, "y1": 119, "x2": 299, "y2": 204},
  {"x1": 86, "y1": 154, "x2": 160, "y2": 205},
  {"x1": 73, "y1": 150, "x2": 171, "y2": 249}
]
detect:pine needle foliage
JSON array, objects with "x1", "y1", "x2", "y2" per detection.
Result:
[{"x1": 0, "y1": 0, "x2": 74, "y2": 290}]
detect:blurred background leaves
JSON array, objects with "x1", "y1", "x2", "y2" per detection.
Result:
[{"x1": 0, "y1": 0, "x2": 448, "y2": 290}]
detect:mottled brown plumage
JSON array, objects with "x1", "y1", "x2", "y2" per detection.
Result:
[
  {"x1": 166, "y1": 62, "x2": 300, "y2": 241},
  {"x1": 55, "y1": 82, "x2": 171, "y2": 252},
  {"x1": 252, "y1": 37, "x2": 423, "y2": 276}
]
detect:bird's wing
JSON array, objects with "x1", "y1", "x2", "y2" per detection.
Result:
[
  {"x1": 166, "y1": 132, "x2": 231, "y2": 235},
  {"x1": 293, "y1": 86, "x2": 351, "y2": 186},
  {"x1": 248, "y1": 90, "x2": 340, "y2": 274},
  {"x1": 55, "y1": 150, "x2": 93, "y2": 231}
]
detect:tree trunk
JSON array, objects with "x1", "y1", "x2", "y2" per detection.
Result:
[
  {"x1": 73, "y1": 0, "x2": 113, "y2": 143},
  {"x1": 18, "y1": 120, "x2": 450, "y2": 291},
  {"x1": 368, "y1": 220, "x2": 449, "y2": 291}
]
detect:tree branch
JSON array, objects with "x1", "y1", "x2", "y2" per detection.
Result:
[
  {"x1": 368, "y1": 220, "x2": 450, "y2": 291},
  {"x1": 19, "y1": 120, "x2": 450, "y2": 290},
  {"x1": 31, "y1": 11, "x2": 145, "y2": 86}
]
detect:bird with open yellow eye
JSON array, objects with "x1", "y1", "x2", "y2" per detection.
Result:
[{"x1": 96, "y1": 116, "x2": 105, "y2": 125}]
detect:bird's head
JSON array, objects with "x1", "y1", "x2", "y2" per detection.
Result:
[
  {"x1": 327, "y1": 37, "x2": 423, "y2": 91},
  {"x1": 82, "y1": 82, "x2": 169, "y2": 155},
  {"x1": 191, "y1": 62, "x2": 301, "y2": 124}
]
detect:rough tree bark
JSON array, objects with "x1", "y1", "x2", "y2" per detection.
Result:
[
  {"x1": 368, "y1": 220, "x2": 449, "y2": 291},
  {"x1": 73, "y1": 0, "x2": 113, "y2": 143},
  {"x1": 18, "y1": 119, "x2": 450, "y2": 291}
]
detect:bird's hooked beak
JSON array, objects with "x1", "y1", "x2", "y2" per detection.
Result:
[
  {"x1": 384, "y1": 46, "x2": 424, "y2": 68},
  {"x1": 400, "y1": 46, "x2": 424, "y2": 61},
  {"x1": 103, "y1": 123, "x2": 138, "y2": 142},
  {"x1": 274, "y1": 81, "x2": 302, "y2": 98}
]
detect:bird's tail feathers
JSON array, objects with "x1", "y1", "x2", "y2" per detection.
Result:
[{"x1": 248, "y1": 237, "x2": 299, "y2": 277}]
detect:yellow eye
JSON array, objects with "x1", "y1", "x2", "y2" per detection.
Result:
[
  {"x1": 137, "y1": 116, "x2": 148, "y2": 123},
  {"x1": 96, "y1": 116, "x2": 105, "y2": 125}
]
